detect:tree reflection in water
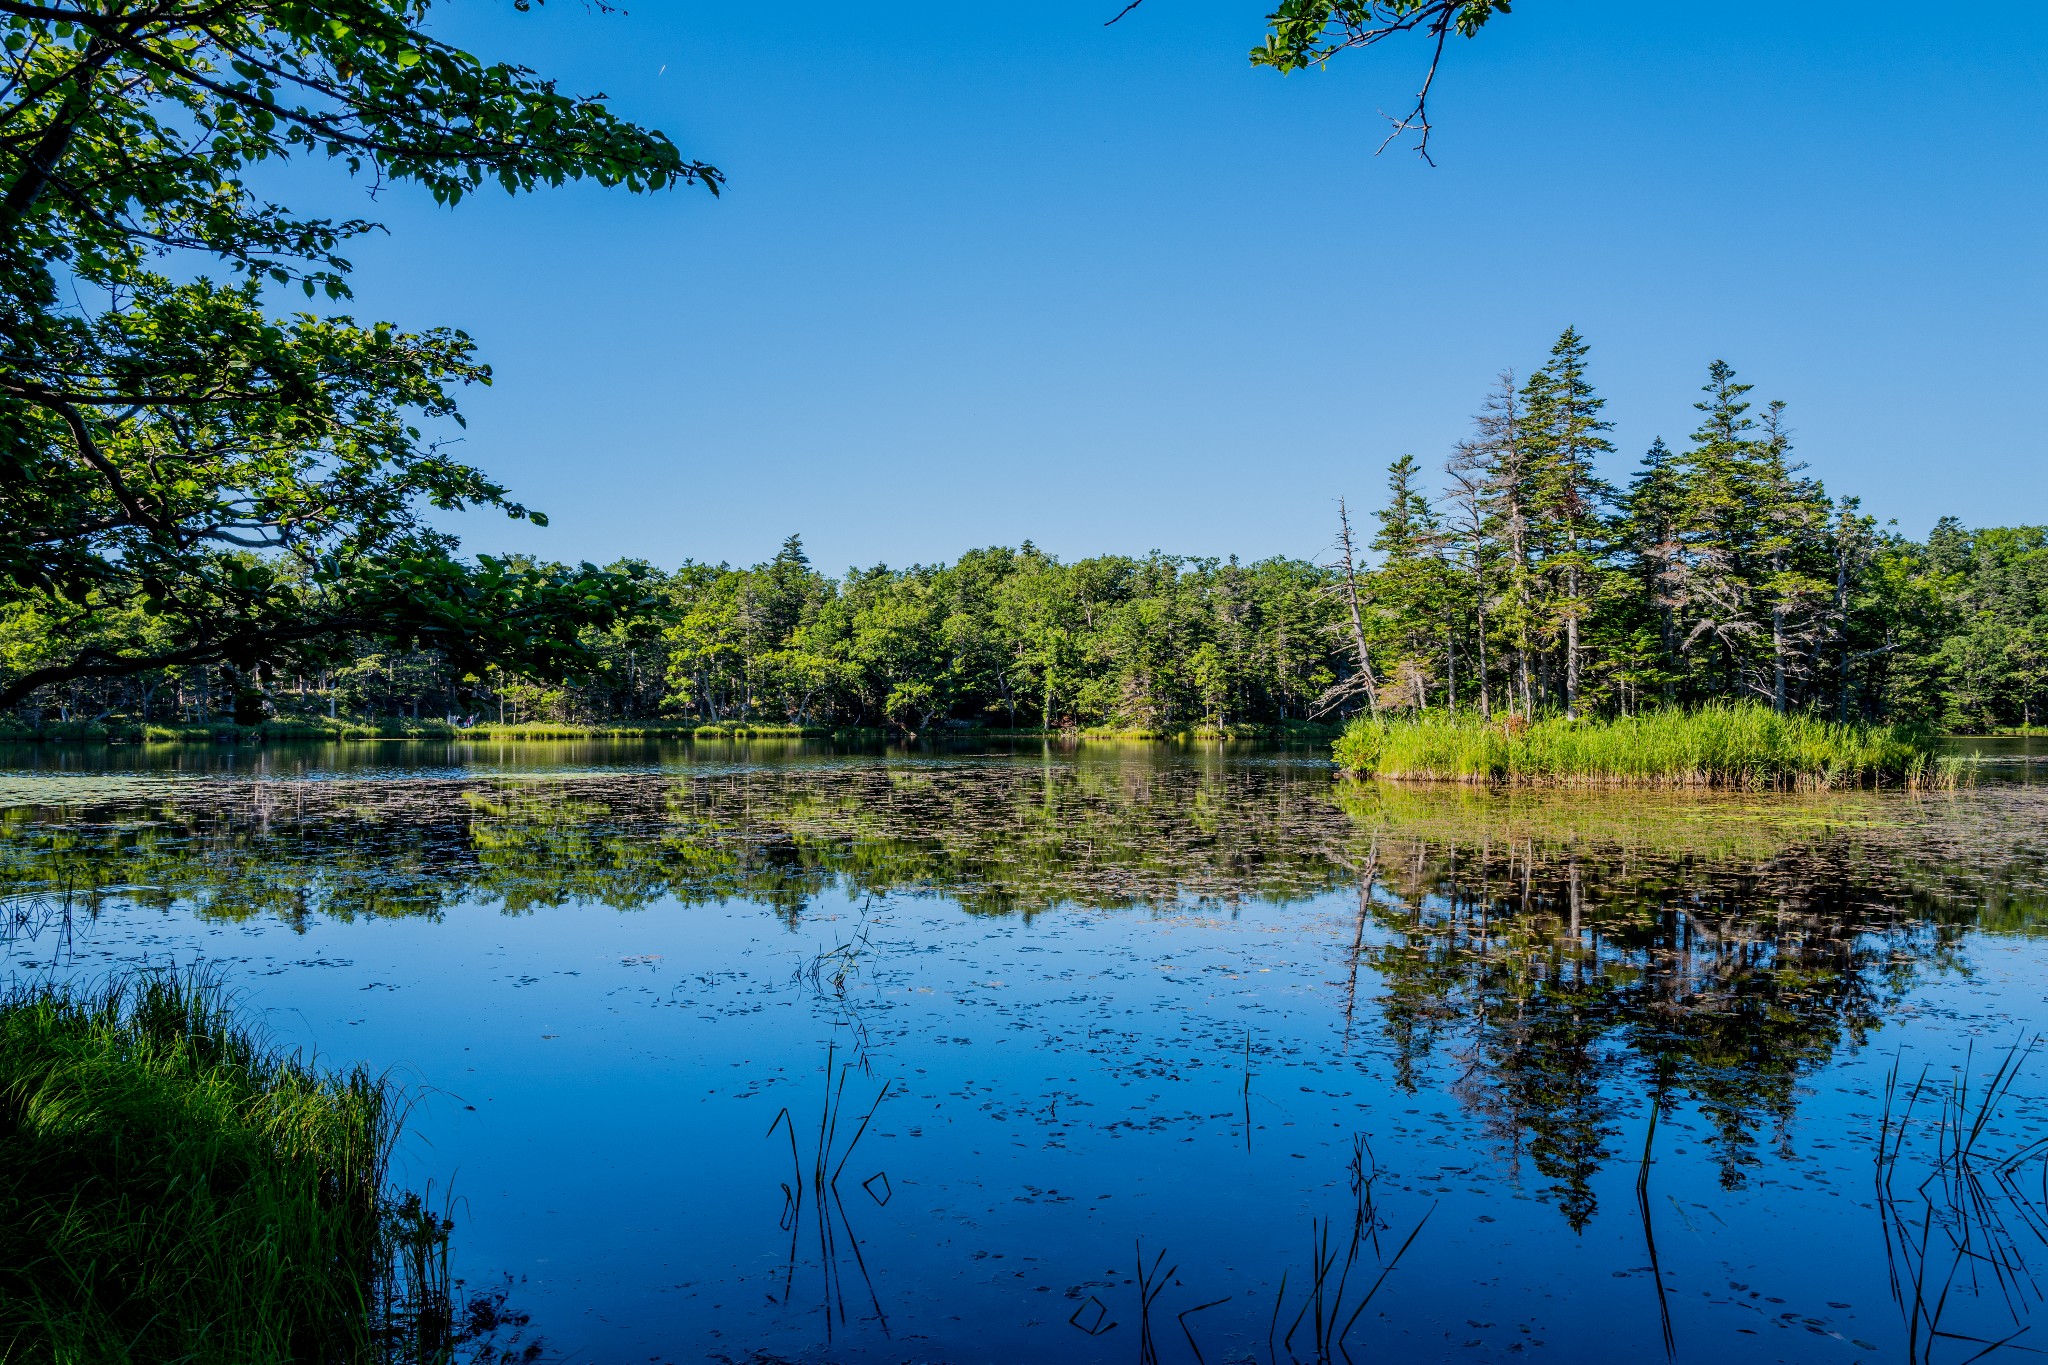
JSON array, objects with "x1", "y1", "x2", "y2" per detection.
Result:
[
  {"x1": 1339, "y1": 785, "x2": 1997, "y2": 1227},
  {"x1": 2, "y1": 758, "x2": 2044, "y2": 1238}
]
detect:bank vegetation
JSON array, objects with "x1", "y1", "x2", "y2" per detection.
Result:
[{"x1": 1333, "y1": 704, "x2": 1948, "y2": 788}]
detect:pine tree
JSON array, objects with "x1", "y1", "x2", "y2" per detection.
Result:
[
  {"x1": 1827, "y1": 497, "x2": 1879, "y2": 721},
  {"x1": 1661, "y1": 364, "x2": 1834, "y2": 709},
  {"x1": 1315, "y1": 498, "x2": 1382, "y2": 718},
  {"x1": 1372, "y1": 455, "x2": 1439, "y2": 560}
]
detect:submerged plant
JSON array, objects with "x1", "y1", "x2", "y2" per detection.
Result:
[
  {"x1": 1264, "y1": 1137, "x2": 1434, "y2": 1365},
  {"x1": 765, "y1": 1041, "x2": 894, "y2": 1338},
  {"x1": 1875, "y1": 1038, "x2": 2048, "y2": 1364}
]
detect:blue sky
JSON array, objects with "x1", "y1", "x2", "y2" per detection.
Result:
[{"x1": 326, "y1": 1, "x2": 2048, "y2": 571}]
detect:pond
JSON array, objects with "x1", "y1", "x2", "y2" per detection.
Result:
[{"x1": 4, "y1": 737, "x2": 2048, "y2": 1364}]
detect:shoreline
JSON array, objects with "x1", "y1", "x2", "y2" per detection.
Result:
[{"x1": 0, "y1": 720, "x2": 1344, "y2": 746}]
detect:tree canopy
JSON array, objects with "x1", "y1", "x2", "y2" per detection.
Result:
[{"x1": 0, "y1": 0, "x2": 720, "y2": 710}]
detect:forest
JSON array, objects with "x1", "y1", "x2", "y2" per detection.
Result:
[{"x1": 3, "y1": 330, "x2": 2042, "y2": 738}]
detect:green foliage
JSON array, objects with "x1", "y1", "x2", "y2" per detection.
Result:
[
  {"x1": 0, "y1": 968, "x2": 449, "y2": 1363},
  {"x1": 0, "y1": 0, "x2": 715, "y2": 711},
  {"x1": 1322, "y1": 330, "x2": 2046, "y2": 733},
  {"x1": 655, "y1": 541, "x2": 1341, "y2": 734},
  {"x1": 1243, "y1": 0, "x2": 1513, "y2": 159},
  {"x1": 1251, "y1": 0, "x2": 1509, "y2": 74},
  {"x1": 1332, "y1": 703, "x2": 1944, "y2": 788}
]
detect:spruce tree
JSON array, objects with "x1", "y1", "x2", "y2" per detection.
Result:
[
  {"x1": 1444, "y1": 433, "x2": 1505, "y2": 718},
  {"x1": 1666, "y1": 360, "x2": 1761, "y2": 696},
  {"x1": 1622, "y1": 438, "x2": 1684, "y2": 702},
  {"x1": 1750, "y1": 402, "x2": 1832, "y2": 712},
  {"x1": 1370, "y1": 455, "x2": 1450, "y2": 710},
  {"x1": 1520, "y1": 328, "x2": 1615, "y2": 716},
  {"x1": 1462, "y1": 373, "x2": 1538, "y2": 714}
]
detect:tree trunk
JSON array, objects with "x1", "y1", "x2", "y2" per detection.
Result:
[
  {"x1": 1335, "y1": 500, "x2": 1380, "y2": 716},
  {"x1": 1445, "y1": 622, "x2": 1456, "y2": 713},
  {"x1": 1772, "y1": 602, "x2": 1787, "y2": 715},
  {"x1": 1475, "y1": 610, "x2": 1490, "y2": 720},
  {"x1": 1563, "y1": 561, "x2": 1581, "y2": 718},
  {"x1": 1835, "y1": 539, "x2": 1851, "y2": 723}
]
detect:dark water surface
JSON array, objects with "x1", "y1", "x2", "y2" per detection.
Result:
[{"x1": 6, "y1": 737, "x2": 2048, "y2": 1364}]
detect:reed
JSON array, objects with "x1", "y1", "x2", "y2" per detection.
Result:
[
  {"x1": 0, "y1": 967, "x2": 450, "y2": 1364},
  {"x1": 1333, "y1": 703, "x2": 1951, "y2": 789}
]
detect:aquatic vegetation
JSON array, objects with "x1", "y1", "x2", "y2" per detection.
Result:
[
  {"x1": 1266, "y1": 1199, "x2": 1433, "y2": 1364},
  {"x1": 0, "y1": 968, "x2": 508, "y2": 1365},
  {"x1": 765, "y1": 1042, "x2": 893, "y2": 1336},
  {"x1": 0, "y1": 748, "x2": 2037, "y2": 933},
  {"x1": 4, "y1": 751, "x2": 2046, "y2": 1254},
  {"x1": 1333, "y1": 704, "x2": 1949, "y2": 788},
  {"x1": 3, "y1": 744, "x2": 2047, "y2": 1359},
  {"x1": 1875, "y1": 1039, "x2": 2048, "y2": 1364}
]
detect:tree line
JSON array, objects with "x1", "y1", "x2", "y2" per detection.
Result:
[
  {"x1": 6, "y1": 327, "x2": 2042, "y2": 735},
  {"x1": 1336, "y1": 329, "x2": 2045, "y2": 731}
]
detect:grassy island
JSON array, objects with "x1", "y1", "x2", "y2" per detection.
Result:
[
  {"x1": 1332, "y1": 705, "x2": 1949, "y2": 789},
  {"x1": 0, "y1": 971, "x2": 460, "y2": 1364}
]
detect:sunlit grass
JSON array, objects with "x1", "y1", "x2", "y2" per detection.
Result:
[
  {"x1": 0, "y1": 717, "x2": 831, "y2": 744},
  {"x1": 1333, "y1": 703, "x2": 1952, "y2": 789},
  {"x1": 0, "y1": 968, "x2": 454, "y2": 1364}
]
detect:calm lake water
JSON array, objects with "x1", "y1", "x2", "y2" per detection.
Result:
[{"x1": 5, "y1": 737, "x2": 2048, "y2": 1365}]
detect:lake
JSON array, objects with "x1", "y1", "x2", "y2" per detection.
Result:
[{"x1": 4, "y1": 737, "x2": 2047, "y2": 1364}]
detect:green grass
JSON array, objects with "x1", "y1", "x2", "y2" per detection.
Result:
[
  {"x1": 1060, "y1": 721, "x2": 1343, "y2": 742},
  {"x1": 0, "y1": 717, "x2": 830, "y2": 744},
  {"x1": 0, "y1": 968, "x2": 457, "y2": 1364},
  {"x1": 1332, "y1": 703, "x2": 1951, "y2": 789},
  {"x1": 0, "y1": 716, "x2": 1339, "y2": 745}
]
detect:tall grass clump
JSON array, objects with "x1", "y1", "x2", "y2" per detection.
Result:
[
  {"x1": 0, "y1": 967, "x2": 459, "y2": 1364},
  {"x1": 1333, "y1": 703, "x2": 1950, "y2": 789}
]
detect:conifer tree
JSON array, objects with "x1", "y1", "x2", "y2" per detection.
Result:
[
  {"x1": 1316, "y1": 499, "x2": 1382, "y2": 718},
  {"x1": 1750, "y1": 402, "x2": 1832, "y2": 712},
  {"x1": 1520, "y1": 328, "x2": 1615, "y2": 716},
  {"x1": 1370, "y1": 455, "x2": 1451, "y2": 710},
  {"x1": 1462, "y1": 373, "x2": 1538, "y2": 714},
  {"x1": 1443, "y1": 435, "x2": 1504, "y2": 717},
  {"x1": 1664, "y1": 360, "x2": 1762, "y2": 695},
  {"x1": 1658, "y1": 363, "x2": 1837, "y2": 709},
  {"x1": 1622, "y1": 437, "x2": 1684, "y2": 702},
  {"x1": 1827, "y1": 497, "x2": 1879, "y2": 721}
]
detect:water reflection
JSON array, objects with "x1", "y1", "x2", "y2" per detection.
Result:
[
  {"x1": 0, "y1": 756, "x2": 1367, "y2": 926},
  {"x1": 5, "y1": 745, "x2": 2048, "y2": 1360},
  {"x1": 6, "y1": 760, "x2": 2045, "y2": 1225}
]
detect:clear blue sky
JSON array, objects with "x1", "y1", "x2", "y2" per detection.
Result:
[{"x1": 328, "y1": 1, "x2": 2048, "y2": 572}]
